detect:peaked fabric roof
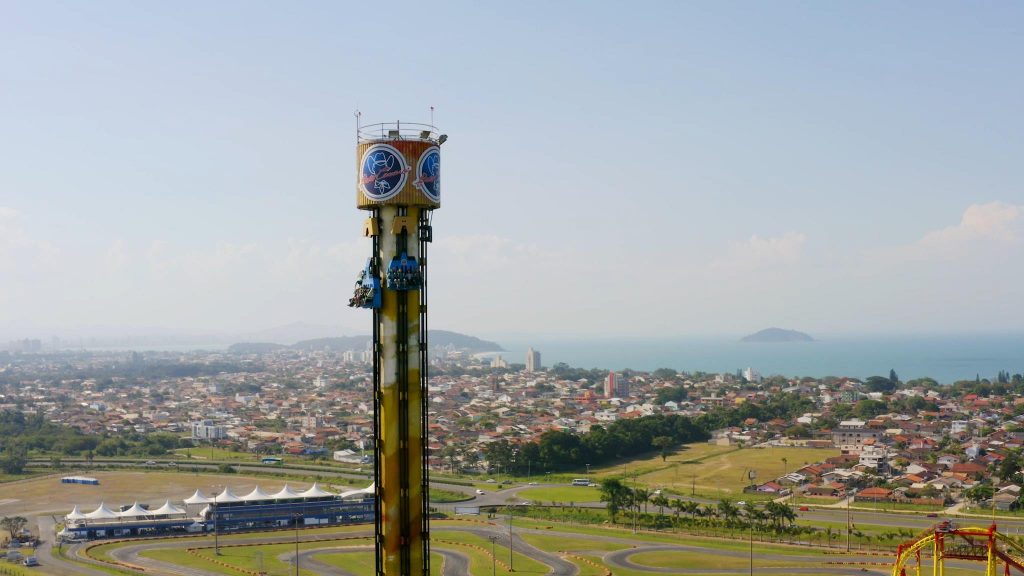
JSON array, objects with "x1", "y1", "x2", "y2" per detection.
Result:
[
  {"x1": 119, "y1": 503, "x2": 150, "y2": 517},
  {"x1": 241, "y1": 487, "x2": 272, "y2": 502},
  {"x1": 298, "y1": 483, "x2": 334, "y2": 498},
  {"x1": 84, "y1": 502, "x2": 119, "y2": 520},
  {"x1": 213, "y1": 487, "x2": 241, "y2": 503},
  {"x1": 272, "y1": 485, "x2": 300, "y2": 500},
  {"x1": 340, "y1": 483, "x2": 374, "y2": 499},
  {"x1": 184, "y1": 489, "x2": 212, "y2": 504},
  {"x1": 151, "y1": 500, "x2": 186, "y2": 516},
  {"x1": 66, "y1": 505, "x2": 87, "y2": 520}
]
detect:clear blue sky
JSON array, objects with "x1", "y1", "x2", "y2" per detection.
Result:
[{"x1": 2, "y1": 1, "x2": 1022, "y2": 340}]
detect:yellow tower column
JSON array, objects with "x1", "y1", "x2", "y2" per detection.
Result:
[
  {"x1": 377, "y1": 205, "x2": 424, "y2": 575},
  {"x1": 352, "y1": 121, "x2": 441, "y2": 576}
]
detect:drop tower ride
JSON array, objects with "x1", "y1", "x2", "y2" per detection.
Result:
[{"x1": 349, "y1": 118, "x2": 443, "y2": 576}]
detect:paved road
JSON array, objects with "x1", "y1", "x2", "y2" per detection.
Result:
[{"x1": 33, "y1": 515, "x2": 111, "y2": 576}]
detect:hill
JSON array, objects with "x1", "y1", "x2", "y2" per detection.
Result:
[
  {"x1": 740, "y1": 328, "x2": 814, "y2": 343},
  {"x1": 232, "y1": 331, "x2": 503, "y2": 353},
  {"x1": 227, "y1": 342, "x2": 288, "y2": 354}
]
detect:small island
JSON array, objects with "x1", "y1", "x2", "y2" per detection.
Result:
[{"x1": 740, "y1": 327, "x2": 814, "y2": 343}]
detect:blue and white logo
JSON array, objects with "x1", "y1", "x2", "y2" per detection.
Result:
[
  {"x1": 414, "y1": 147, "x2": 440, "y2": 202},
  {"x1": 360, "y1": 144, "x2": 409, "y2": 201}
]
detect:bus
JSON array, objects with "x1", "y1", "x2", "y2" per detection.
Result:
[{"x1": 571, "y1": 478, "x2": 590, "y2": 486}]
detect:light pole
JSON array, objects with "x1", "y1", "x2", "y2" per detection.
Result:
[
  {"x1": 508, "y1": 505, "x2": 514, "y2": 571},
  {"x1": 846, "y1": 488, "x2": 856, "y2": 552},
  {"x1": 294, "y1": 512, "x2": 300, "y2": 576},
  {"x1": 212, "y1": 502, "x2": 219, "y2": 555},
  {"x1": 489, "y1": 536, "x2": 497, "y2": 576},
  {"x1": 626, "y1": 471, "x2": 634, "y2": 532},
  {"x1": 586, "y1": 463, "x2": 591, "y2": 478},
  {"x1": 749, "y1": 522, "x2": 754, "y2": 576}
]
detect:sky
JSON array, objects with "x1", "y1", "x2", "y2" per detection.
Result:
[{"x1": 2, "y1": 1, "x2": 1023, "y2": 342}]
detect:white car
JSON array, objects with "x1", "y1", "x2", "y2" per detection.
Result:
[
  {"x1": 528, "y1": 481, "x2": 537, "y2": 485},
  {"x1": 475, "y1": 489, "x2": 485, "y2": 495}
]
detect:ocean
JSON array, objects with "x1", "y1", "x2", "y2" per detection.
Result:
[{"x1": 491, "y1": 334, "x2": 1024, "y2": 384}]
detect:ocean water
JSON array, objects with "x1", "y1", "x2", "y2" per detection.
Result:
[{"x1": 492, "y1": 334, "x2": 1024, "y2": 384}]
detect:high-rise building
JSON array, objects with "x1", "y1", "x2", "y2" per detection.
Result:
[
  {"x1": 526, "y1": 347, "x2": 541, "y2": 372},
  {"x1": 605, "y1": 371, "x2": 616, "y2": 398}
]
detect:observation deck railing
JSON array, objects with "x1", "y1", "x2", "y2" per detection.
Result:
[{"x1": 358, "y1": 121, "x2": 441, "y2": 143}]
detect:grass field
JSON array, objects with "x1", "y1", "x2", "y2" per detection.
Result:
[
  {"x1": 634, "y1": 444, "x2": 839, "y2": 498},
  {"x1": 518, "y1": 486, "x2": 601, "y2": 503},
  {"x1": 0, "y1": 470, "x2": 368, "y2": 520}
]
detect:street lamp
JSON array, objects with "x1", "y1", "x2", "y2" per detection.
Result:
[
  {"x1": 749, "y1": 521, "x2": 754, "y2": 576},
  {"x1": 508, "y1": 505, "x2": 514, "y2": 571},
  {"x1": 294, "y1": 511, "x2": 301, "y2": 576},
  {"x1": 586, "y1": 463, "x2": 591, "y2": 478},
  {"x1": 212, "y1": 502, "x2": 219, "y2": 555},
  {"x1": 489, "y1": 535, "x2": 497, "y2": 576},
  {"x1": 846, "y1": 488, "x2": 857, "y2": 552}
]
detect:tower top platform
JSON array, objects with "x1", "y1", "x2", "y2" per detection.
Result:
[
  {"x1": 356, "y1": 121, "x2": 443, "y2": 209},
  {"x1": 358, "y1": 121, "x2": 444, "y2": 145}
]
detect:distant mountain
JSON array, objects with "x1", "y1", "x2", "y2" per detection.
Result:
[
  {"x1": 741, "y1": 328, "x2": 814, "y2": 343},
  {"x1": 429, "y1": 330, "x2": 503, "y2": 352},
  {"x1": 232, "y1": 330, "x2": 504, "y2": 354},
  {"x1": 228, "y1": 342, "x2": 288, "y2": 354},
  {"x1": 291, "y1": 335, "x2": 370, "y2": 351},
  {"x1": 236, "y1": 322, "x2": 358, "y2": 345}
]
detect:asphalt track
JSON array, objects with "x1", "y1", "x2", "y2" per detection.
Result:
[{"x1": 84, "y1": 522, "x2": 921, "y2": 576}]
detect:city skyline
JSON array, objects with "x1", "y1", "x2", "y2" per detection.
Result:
[{"x1": 3, "y1": 2, "x2": 1023, "y2": 340}]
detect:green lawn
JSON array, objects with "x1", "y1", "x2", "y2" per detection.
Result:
[
  {"x1": 316, "y1": 550, "x2": 444, "y2": 574},
  {"x1": 429, "y1": 487, "x2": 471, "y2": 503},
  {"x1": 518, "y1": 486, "x2": 601, "y2": 503},
  {"x1": 638, "y1": 445, "x2": 839, "y2": 498}
]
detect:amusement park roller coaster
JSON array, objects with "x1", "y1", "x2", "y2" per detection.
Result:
[{"x1": 893, "y1": 523, "x2": 1024, "y2": 576}]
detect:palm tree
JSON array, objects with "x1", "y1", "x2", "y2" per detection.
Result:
[
  {"x1": 717, "y1": 498, "x2": 740, "y2": 526},
  {"x1": 671, "y1": 498, "x2": 684, "y2": 519},
  {"x1": 634, "y1": 488, "x2": 651, "y2": 515},
  {"x1": 652, "y1": 494, "x2": 670, "y2": 517},
  {"x1": 683, "y1": 500, "x2": 701, "y2": 520}
]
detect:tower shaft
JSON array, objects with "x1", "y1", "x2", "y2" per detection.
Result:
[{"x1": 374, "y1": 206, "x2": 429, "y2": 576}]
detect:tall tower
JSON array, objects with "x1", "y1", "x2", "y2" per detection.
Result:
[
  {"x1": 350, "y1": 119, "x2": 443, "y2": 576},
  {"x1": 526, "y1": 347, "x2": 541, "y2": 372}
]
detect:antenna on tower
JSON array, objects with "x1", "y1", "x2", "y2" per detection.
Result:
[
  {"x1": 354, "y1": 109, "x2": 362, "y2": 137},
  {"x1": 430, "y1": 106, "x2": 435, "y2": 128}
]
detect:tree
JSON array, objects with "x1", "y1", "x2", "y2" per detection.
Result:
[
  {"x1": 651, "y1": 436, "x2": 674, "y2": 462},
  {"x1": 998, "y1": 452, "x2": 1022, "y2": 482},
  {"x1": 0, "y1": 516, "x2": 28, "y2": 539},
  {"x1": 889, "y1": 369, "x2": 900, "y2": 385},
  {"x1": 717, "y1": 498, "x2": 740, "y2": 526},
  {"x1": 865, "y1": 376, "x2": 896, "y2": 393},
  {"x1": 652, "y1": 494, "x2": 670, "y2": 517},
  {"x1": 599, "y1": 478, "x2": 630, "y2": 523},
  {"x1": 0, "y1": 445, "x2": 27, "y2": 475},
  {"x1": 634, "y1": 488, "x2": 651, "y2": 514},
  {"x1": 964, "y1": 484, "x2": 994, "y2": 504}
]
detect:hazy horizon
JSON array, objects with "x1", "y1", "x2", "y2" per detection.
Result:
[{"x1": 3, "y1": 2, "x2": 1023, "y2": 339}]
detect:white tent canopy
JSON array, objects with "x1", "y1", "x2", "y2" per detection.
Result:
[
  {"x1": 340, "y1": 484, "x2": 374, "y2": 500},
  {"x1": 241, "y1": 487, "x2": 272, "y2": 502},
  {"x1": 65, "y1": 505, "x2": 87, "y2": 521},
  {"x1": 151, "y1": 501, "x2": 186, "y2": 516},
  {"x1": 213, "y1": 487, "x2": 241, "y2": 503},
  {"x1": 298, "y1": 483, "x2": 334, "y2": 499},
  {"x1": 184, "y1": 489, "x2": 212, "y2": 505},
  {"x1": 271, "y1": 485, "x2": 300, "y2": 500},
  {"x1": 119, "y1": 503, "x2": 150, "y2": 518},
  {"x1": 84, "y1": 502, "x2": 119, "y2": 520}
]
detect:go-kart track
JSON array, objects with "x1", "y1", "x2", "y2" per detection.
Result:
[{"x1": 53, "y1": 518, "x2": 932, "y2": 576}]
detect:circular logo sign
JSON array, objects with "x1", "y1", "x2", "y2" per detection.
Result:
[
  {"x1": 360, "y1": 144, "x2": 409, "y2": 201},
  {"x1": 414, "y1": 147, "x2": 440, "y2": 202}
]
